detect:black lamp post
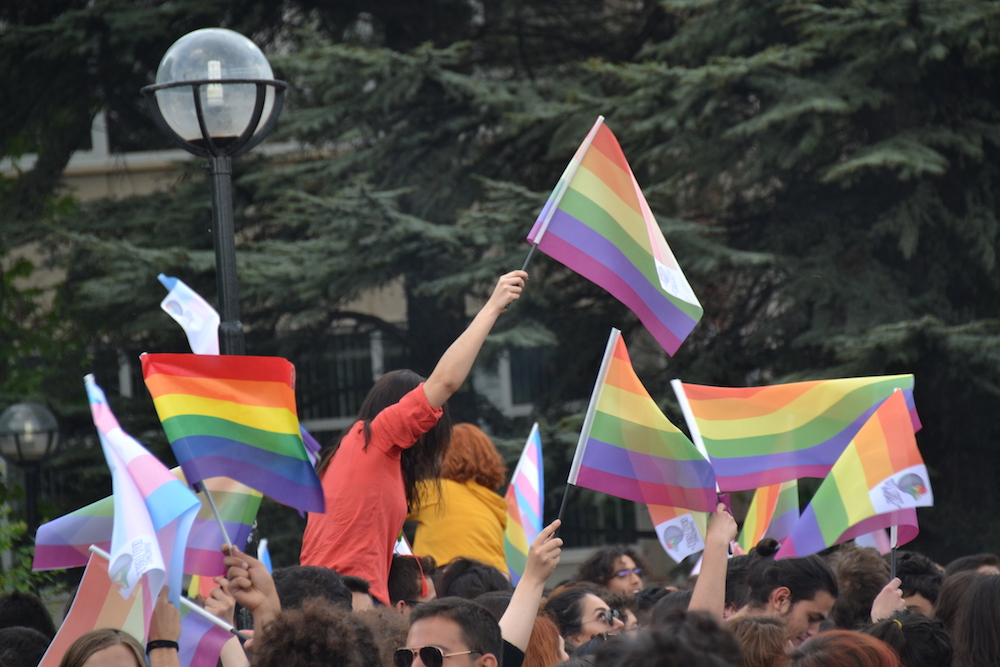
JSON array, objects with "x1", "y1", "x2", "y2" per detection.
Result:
[
  {"x1": 141, "y1": 28, "x2": 286, "y2": 355},
  {"x1": 0, "y1": 403, "x2": 61, "y2": 541}
]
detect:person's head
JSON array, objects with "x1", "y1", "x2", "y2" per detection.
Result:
[
  {"x1": 742, "y1": 538, "x2": 838, "y2": 647},
  {"x1": 634, "y1": 587, "x2": 669, "y2": 627},
  {"x1": 574, "y1": 546, "x2": 648, "y2": 594},
  {"x1": 544, "y1": 585, "x2": 624, "y2": 649},
  {"x1": 356, "y1": 608, "x2": 411, "y2": 667},
  {"x1": 524, "y1": 614, "x2": 570, "y2": 667},
  {"x1": 441, "y1": 424, "x2": 506, "y2": 491},
  {"x1": 317, "y1": 369, "x2": 453, "y2": 508},
  {"x1": 58, "y1": 629, "x2": 145, "y2": 667},
  {"x1": 650, "y1": 590, "x2": 693, "y2": 626},
  {"x1": 863, "y1": 611, "x2": 952, "y2": 667},
  {"x1": 788, "y1": 630, "x2": 899, "y2": 667},
  {"x1": 602, "y1": 591, "x2": 640, "y2": 631},
  {"x1": 403, "y1": 598, "x2": 503, "y2": 667},
  {"x1": 272, "y1": 565, "x2": 353, "y2": 611},
  {"x1": 0, "y1": 626, "x2": 51, "y2": 667},
  {"x1": 473, "y1": 592, "x2": 512, "y2": 621},
  {"x1": 253, "y1": 598, "x2": 382, "y2": 667},
  {"x1": 595, "y1": 610, "x2": 740, "y2": 667},
  {"x1": 944, "y1": 552, "x2": 1000, "y2": 578},
  {"x1": 827, "y1": 542, "x2": 890, "y2": 629},
  {"x1": 932, "y1": 570, "x2": 988, "y2": 634},
  {"x1": 891, "y1": 551, "x2": 943, "y2": 616},
  {"x1": 725, "y1": 555, "x2": 752, "y2": 618},
  {"x1": 725, "y1": 615, "x2": 791, "y2": 667},
  {"x1": 344, "y1": 574, "x2": 376, "y2": 611},
  {"x1": 0, "y1": 591, "x2": 57, "y2": 638},
  {"x1": 435, "y1": 558, "x2": 512, "y2": 600},
  {"x1": 389, "y1": 555, "x2": 438, "y2": 616},
  {"x1": 949, "y1": 573, "x2": 1000, "y2": 667}
]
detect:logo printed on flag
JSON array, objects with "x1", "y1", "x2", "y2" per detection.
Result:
[
  {"x1": 527, "y1": 117, "x2": 702, "y2": 356},
  {"x1": 158, "y1": 274, "x2": 221, "y2": 356},
  {"x1": 776, "y1": 391, "x2": 932, "y2": 559},
  {"x1": 567, "y1": 329, "x2": 717, "y2": 511},
  {"x1": 648, "y1": 504, "x2": 706, "y2": 563}
]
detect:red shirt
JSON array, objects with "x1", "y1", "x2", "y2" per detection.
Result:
[{"x1": 300, "y1": 384, "x2": 442, "y2": 604}]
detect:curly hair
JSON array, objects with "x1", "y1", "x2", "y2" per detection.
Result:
[
  {"x1": 355, "y1": 607, "x2": 411, "y2": 667},
  {"x1": 574, "y1": 546, "x2": 649, "y2": 588},
  {"x1": 252, "y1": 599, "x2": 382, "y2": 667},
  {"x1": 828, "y1": 542, "x2": 890, "y2": 629},
  {"x1": 440, "y1": 423, "x2": 507, "y2": 490}
]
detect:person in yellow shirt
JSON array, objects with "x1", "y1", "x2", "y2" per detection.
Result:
[{"x1": 410, "y1": 423, "x2": 510, "y2": 575}]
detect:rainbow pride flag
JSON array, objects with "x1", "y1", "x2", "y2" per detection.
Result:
[
  {"x1": 504, "y1": 423, "x2": 545, "y2": 585},
  {"x1": 35, "y1": 472, "x2": 262, "y2": 583},
  {"x1": 39, "y1": 553, "x2": 231, "y2": 667},
  {"x1": 677, "y1": 375, "x2": 920, "y2": 491},
  {"x1": 568, "y1": 329, "x2": 717, "y2": 510},
  {"x1": 526, "y1": 117, "x2": 702, "y2": 356},
  {"x1": 776, "y1": 392, "x2": 932, "y2": 559},
  {"x1": 737, "y1": 479, "x2": 799, "y2": 552},
  {"x1": 141, "y1": 353, "x2": 324, "y2": 513},
  {"x1": 87, "y1": 374, "x2": 200, "y2": 616},
  {"x1": 648, "y1": 504, "x2": 706, "y2": 563}
]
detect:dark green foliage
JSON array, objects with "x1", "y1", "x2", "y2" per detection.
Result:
[{"x1": 2, "y1": 0, "x2": 999, "y2": 564}]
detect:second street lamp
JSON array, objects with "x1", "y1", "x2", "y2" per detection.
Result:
[{"x1": 141, "y1": 28, "x2": 286, "y2": 355}]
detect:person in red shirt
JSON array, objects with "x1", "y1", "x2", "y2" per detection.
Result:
[{"x1": 300, "y1": 271, "x2": 527, "y2": 605}]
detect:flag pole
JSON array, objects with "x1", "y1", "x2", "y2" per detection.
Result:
[
  {"x1": 196, "y1": 482, "x2": 233, "y2": 550},
  {"x1": 889, "y1": 524, "x2": 898, "y2": 579},
  {"x1": 522, "y1": 116, "x2": 606, "y2": 273},
  {"x1": 89, "y1": 545, "x2": 250, "y2": 641},
  {"x1": 671, "y1": 379, "x2": 721, "y2": 495}
]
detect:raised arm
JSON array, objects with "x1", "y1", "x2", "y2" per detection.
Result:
[
  {"x1": 423, "y1": 271, "x2": 527, "y2": 408},
  {"x1": 499, "y1": 519, "x2": 563, "y2": 651},
  {"x1": 223, "y1": 543, "x2": 281, "y2": 630},
  {"x1": 148, "y1": 587, "x2": 182, "y2": 667},
  {"x1": 688, "y1": 504, "x2": 737, "y2": 620}
]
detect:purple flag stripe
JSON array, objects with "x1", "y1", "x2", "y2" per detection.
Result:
[
  {"x1": 538, "y1": 211, "x2": 695, "y2": 354},
  {"x1": 33, "y1": 542, "x2": 110, "y2": 571},
  {"x1": 178, "y1": 454, "x2": 324, "y2": 513},
  {"x1": 580, "y1": 437, "x2": 716, "y2": 488},
  {"x1": 718, "y1": 464, "x2": 833, "y2": 491},
  {"x1": 576, "y1": 466, "x2": 718, "y2": 511}
]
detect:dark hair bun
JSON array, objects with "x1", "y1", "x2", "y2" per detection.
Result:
[{"x1": 753, "y1": 538, "x2": 780, "y2": 558}]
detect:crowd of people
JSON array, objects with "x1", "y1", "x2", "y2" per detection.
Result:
[{"x1": 3, "y1": 271, "x2": 999, "y2": 667}]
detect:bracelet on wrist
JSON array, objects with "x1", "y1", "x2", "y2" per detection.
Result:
[{"x1": 146, "y1": 640, "x2": 179, "y2": 653}]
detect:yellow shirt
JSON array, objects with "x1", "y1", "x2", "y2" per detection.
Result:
[{"x1": 409, "y1": 479, "x2": 509, "y2": 574}]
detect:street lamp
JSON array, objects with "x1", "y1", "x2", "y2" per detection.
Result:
[
  {"x1": 0, "y1": 403, "x2": 61, "y2": 540},
  {"x1": 141, "y1": 28, "x2": 287, "y2": 355}
]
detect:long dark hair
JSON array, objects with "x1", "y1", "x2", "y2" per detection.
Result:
[{"x1": 316, "y1": 369, "x2": 452, "y2": 509}]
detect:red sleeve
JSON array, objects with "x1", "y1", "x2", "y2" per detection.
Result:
[{"x1": 368, "y1": 382, "x2": 443, "y2": 454}]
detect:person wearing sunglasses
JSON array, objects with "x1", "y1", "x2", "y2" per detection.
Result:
[
  {"x1": 398, "y1": 598, "x2": 502, "y2": 667},
  {"x1": 573, "y1": 546, "x2": 648, "y2": 594},
  {"x1": 545, "y1": 585, "x2": 625, "y2": 652}
]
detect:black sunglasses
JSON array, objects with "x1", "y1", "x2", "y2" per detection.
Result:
[
  {"x1": 592, "y1": 608, "x2": 621, "y2": 626},
  {"x1": 394, "y1": 647, "x2": 482, "y2": 667}
]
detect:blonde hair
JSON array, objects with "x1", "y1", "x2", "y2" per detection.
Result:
[{"x1": 59, "y1": 629, "x2": 145, "y2": 667}]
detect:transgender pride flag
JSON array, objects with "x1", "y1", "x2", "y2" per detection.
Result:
[
  {"x1": 568, "y1": 329, "x2": 717, "y2": 511},
  {"x1": 86, "y1": 375, "x2": 200, "y2": 618},
  {"x1": 504, "y1": 423, "x2": 544, "y2": 585},
  {"x1": 527, "y1": 117, "x2": 702, "y2": 356}
]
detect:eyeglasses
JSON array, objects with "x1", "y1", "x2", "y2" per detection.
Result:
[
  {"x1": 613, "y1": 567, "x2": 642, "y2": 579},
  {"x1": 587, "y1": 608, "x2": 621, "y2": 627},
  {"x1": 394, "y1": 647, "x2": 482, "y2": 667}
]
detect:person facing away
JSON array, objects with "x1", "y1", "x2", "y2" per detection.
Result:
[
  {"x1": 729, "y1": 538, "x2": 838, "y2": 648},
  {"x1": 409, "y1": 423, "x2": 510, "y2": 574},
  {"x1": 300, "y1": 271, "x2": 527, "y2": 605}
]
